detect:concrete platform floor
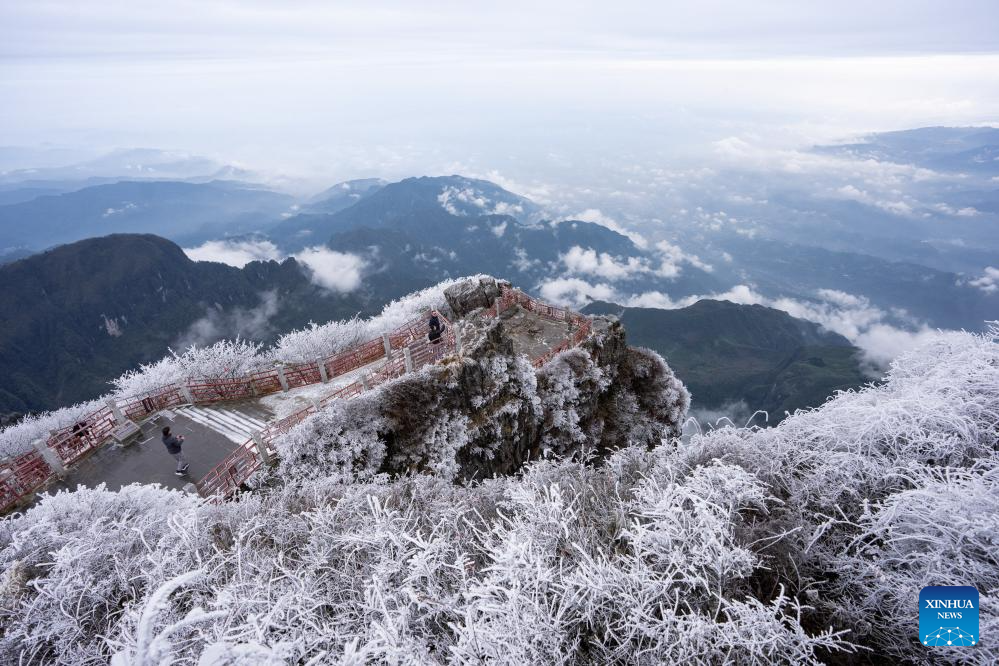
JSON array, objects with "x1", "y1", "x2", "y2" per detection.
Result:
[
  {"x1": 500, "y1": 306, "x2": 574, "y2": 360},
  {"x1": 51, "y1": 404, "x2": 266, "y2": 494},
  {"x1": 44, "y1": 357, "x2": 390, "y2": 497}
]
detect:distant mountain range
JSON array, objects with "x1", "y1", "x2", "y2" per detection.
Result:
[
  {"x1": 733, "y1": 126, "x2": 999, "y2": 277},
  {"x1": 276, "y1": 174, "x2": 995, "y2": 333},
  {"x1": 815, "y1": 126, "x2": 999, "y2": 174},
  {"x1": 0, "y1": 147, "x2": 254, "y2": 185},
  {"x1": 0, "y1": 180, "x2": 294, "y2": 251},
  {"x1": 2, "y1": 128, "x2": 997, "y2": 420},
  {"x1": 3, "y1": 170, "x2": 993, "y2": 334},
  {"x1": 583, "y1": 299, "x2": 868, "y2": 422},
  {"x1": 269, "y1": 175, "x2": 722, "y2": 302}
]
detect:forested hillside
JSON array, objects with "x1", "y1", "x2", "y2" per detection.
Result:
[
  {"x1": 0, "y1": 235, "x2": 368, "y2": 414},
  {"x1": 584, "y1": 299, "x2": 869, "y2": 421}
]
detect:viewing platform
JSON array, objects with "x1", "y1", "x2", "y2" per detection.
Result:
[{"x1": 1, "y1": 282, "x2": 592, "y2": 512}]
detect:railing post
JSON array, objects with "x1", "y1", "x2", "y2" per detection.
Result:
[
  {"x1": 403, "y1": 347, "x2": 414, "y2": 373},
  {"x1": 251, "y1": 432, "x2": 273, "y2": 465},
  {"x1": 32, "y1": 439, "x2": 66, "y2": 477},
  {"x1": 360, "y1": 373, "x2": 370, "y2": 390},
  {"x1": 318, "y1": 360, "x2": 329, "y2": 383},
  {"x1": 177, "y1": 382, "x2": 195, "y2": 405},
  {"x1": 106, "y1": 399, "x2": 125, "y2": 425},
  {"x1": 310, "y1": 398, "x2": 321, "y2": 412},
  {"x1": 382, "y1": 332, "x2": 393, "y2": 359},
  {"x1": 276, "y1": 366, "x2": 289, "y2": 392}
]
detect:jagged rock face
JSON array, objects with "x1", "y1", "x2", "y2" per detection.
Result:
[
  {"x1": 274, "y1": 313, "x2": 690, "y2": 486},
  {"x1": 443, "y1": 276, "x2": 504, "y2": 319}
]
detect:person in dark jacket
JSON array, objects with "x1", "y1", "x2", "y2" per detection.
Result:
[
  {"x1": 428, "y1": 314, "x2": 444, "y2": 344},
  {"x1": 162, "y1": 426, "x2": 189, "y2": 476},
  {"x1": 71, "y1": 421, "x2": 89, "y2": 447}
]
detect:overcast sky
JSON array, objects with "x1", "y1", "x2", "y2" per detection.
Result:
[{"x1": 2, "y1": 1, "x2": 998, "y2": 185}]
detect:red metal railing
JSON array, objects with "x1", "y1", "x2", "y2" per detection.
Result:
[
  {"x1": 283, "y1": 362, "x2": 322, "y2": 390},
  {"x1": 119, "y1": 385, "x2": 185, "y2": 421},
  {"x1": 48, "y1": 406, "x2": 119, "y2": 466},
  {"x1": 0, "y1": 451, "x2": 55, "y2": 515},
  {"x1": 194, "y1": 313, "x2": 458, "y2": 499},
  {"x1": 194, "y1": 291, "x2": 590, "y2": 501},
  {"x1": 1, "y1": 287, "x2": 592, "y2": 512},
  {"x1": 325, "y1": 337, "x2": 385, "y2": 379}
]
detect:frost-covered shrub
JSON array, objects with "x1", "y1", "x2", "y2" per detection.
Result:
[
  {"x1": 821, "y1": 466, "x2": 999, "y2": 662},
  {"x1": 0, "y1": 459, "x2": 858, "y2": 665},
  {"x1": 109, "y1": 357, "x2": 185, "y2": 397},
  {"x1": 269, "y1": 318, "x2": 368, "y2": 365},
  {"x1": 2, "y1": 312, "x2": 996, "y2": 665},
  {"x1": 536, "y1": 348, "x2": 608, "y2": 449},
  {"x1": 0, "y1": 397, "x2": 107, "y2": 459},
  {"x1": 0, "y1": 484, "x2": 202, "y2": 666},
  {"x1": 276, "y1": 392, "x2": 389, "y2": 483},
  {"x1": 450, "y1": 458, "x2": 852, "y2": 664},
  {"x1": 607, "y1": 346, "x2": 690, "y2": 444},
  {"x1": 670, "y1": 325, "x2": 999, "y2": 663},
  {"x1": 171, "y1": 338, "x2": 265, "y2": 381}
]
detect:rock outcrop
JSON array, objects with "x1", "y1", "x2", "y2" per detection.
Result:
[
  {"x1": 443, "y1": 276, "x2": 504, "y2": 318},
  {"x1": 273, "y1": 286, "x2": 689, "y2": 487}
]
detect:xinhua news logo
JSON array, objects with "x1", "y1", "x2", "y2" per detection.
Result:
[{"x1": 920, "y1": 586, "x2": 979, "y2": 647}]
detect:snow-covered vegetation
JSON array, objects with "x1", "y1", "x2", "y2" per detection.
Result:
[
  {"x1": 271, "y1": 319, "x2": 686, "y2": 488},
  {"x1": 1, "y1": 324, "x2": 996, "y2": 664},
  {"x1": 0, "y1": 279, "x2": 472, "y2": 459},
  {"x1": 0, "y1": 398, "x2": 109, "y2": 464}
]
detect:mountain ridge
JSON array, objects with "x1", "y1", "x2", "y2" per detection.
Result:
[
  {"x1": 583, "y1": 298, "x2": 868, "y2": 421},
  {"x1": 0, "y1": 234, "x2": 372, "y2": 414},
  {"x1": 0, "y1": 179, "x2": 294, "y2": 251}
]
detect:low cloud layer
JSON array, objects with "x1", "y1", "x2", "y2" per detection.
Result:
[
  {"x1": 175, "y1": 290, "x2": 280, "y2": 349},
  {"x1": 641, "y1": 285, "x2": 940, "y2": 369},
  {"x1": 564, "y1": 210, "x2": 649, "y2": 249},
  {"x1": 184, "y1": 239, "x2": 281, "y2": 268},
  {"x1": 969, "y1": 266, "x2": 999, "y2": 294},
  {"x1": 294, "y1": 246, "x2": 366, "y2": 293},
  {"x1": 184, "y1": 239, "x2": 367, "y2": 294},
  {"x1": 541, "y1": 276, "x2": 943, "y2": 369},
  {"x1": 559, "y1": 242, "x2": 710, "y2": 283},
  {"x1": 561, "y1": 246, "x2": 648, "y2": 281},
  {"x1": 539, "y1": 277, "x2": 617, "y2": 308}
]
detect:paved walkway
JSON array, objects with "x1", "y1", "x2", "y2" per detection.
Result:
[
  {"x1": 500, "y1": 307, "x2": 573, "y2": 359},
  {"x1": 173, "y1": 404, "x2": 271, "y2": 443},
  {"x1": 48, "y1": 357, "x2": 389, "y2": 495},
  {"x1": 52, "y1": 404, "x2": 269, "y2": 493},
  {"x1": 46, "y1": 307, "x2": 570, "y2": 498}
]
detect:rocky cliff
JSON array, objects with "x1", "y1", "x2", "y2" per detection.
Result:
[{"x1": 272, "y1": 280, "x2": 689, "y2": 486}]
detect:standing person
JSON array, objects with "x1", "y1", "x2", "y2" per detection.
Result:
[{"x1": 161, "y1": 426, "x2": 190, "y2": 476}]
